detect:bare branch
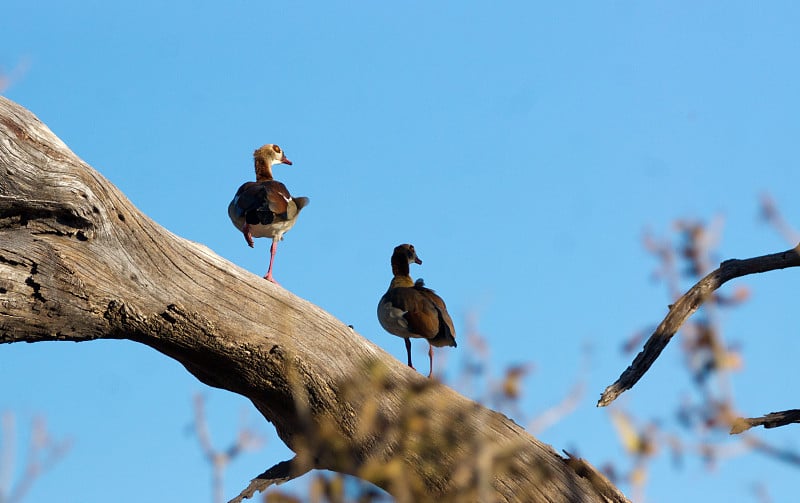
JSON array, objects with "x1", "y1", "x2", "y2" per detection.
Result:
[
  {"x1": 0, "y1": 96, "x2": 625, "y2": 502},
  {"x1": 228, "y1": 457, "x2": 310, "y2": 503},
  {"x1": 730, "y1": 410, "x2": 800, "y2": 434},
  {"x1": 598, "y1": 245, "x2": 800, "y2": 407}
]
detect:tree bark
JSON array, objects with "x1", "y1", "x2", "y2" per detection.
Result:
[{"x1": 0, "y1": 96, "x2": 627, "y2": 503}]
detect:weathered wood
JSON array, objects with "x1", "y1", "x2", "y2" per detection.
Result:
[{"x1": 0, "y1": 96, "x2": 627, "y2": 503}]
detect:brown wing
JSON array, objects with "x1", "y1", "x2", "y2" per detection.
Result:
[
  {"x1": 380, "y1": 287, "x2": 441, "y2": 340},
  {"x1": 232, "y1": 181, "x2": 292, "y2": 225},
  {"x1": 263, "y1": 181, "x2": 291, "y2": 215},
  {"x1": 414, "y1": 285, "x2": 457, "y2": 348},
  {"x1": 387, "y1": 286, "x2": 457, "y2": 347}
]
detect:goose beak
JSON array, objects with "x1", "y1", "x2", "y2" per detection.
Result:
[
  {"x1": 282, "y1": 156, "x2": 293, "y2": 165},
  {"x1": 415, "y1": 257, "x2": 422, "y2": 265}
]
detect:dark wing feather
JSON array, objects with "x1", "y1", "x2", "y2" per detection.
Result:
[
  {"x1": 414, "y1": 285, "x2": 457, "y2": 348},
  {"x1": 264, "y1": 181, "x2": 291, "y2": 215},
  {"x1": 387, "y1": 286, "x2": 457, "y2": 347},
  {"x1": 381, "y1": 288, "x2": 439, "y2": 339},
  {"x1": 233, "y1": 181, "x2": 292, "y2": 225}
]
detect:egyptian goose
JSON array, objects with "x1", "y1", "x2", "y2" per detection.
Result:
[
  {"x1": 228, "y1": 144, "x2": 309, "y2": 284},
  {"x1": 377, "y1": 244, "x2": 457, "y2": 377}
]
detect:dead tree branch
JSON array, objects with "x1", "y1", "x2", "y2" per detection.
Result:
[
  {"x1": 730, "y1": 410, "x2": 800, "y2": 435},
  {"x1": 229, "y1": 457, "x2": 310, "y2": 503},
  {"x1": 598, "y1": 245, "x2": 800, "y2": 407},
  {"x1": 0, "y1": 97, "x2": 626, "y2": 503}
]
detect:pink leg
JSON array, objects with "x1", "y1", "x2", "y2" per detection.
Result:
[
  {"x1": 242, "y1": 223, "x2": 255, "y2": 248},
  {"x1": 427, "y1": 343, "x2": 434, "y2": 378},
  {"x1": 405, "y1": 338, "x2": 415, "y2": 369},
  {"x1": 264, "y1": 239, "x2": 281, "y2": 285}
]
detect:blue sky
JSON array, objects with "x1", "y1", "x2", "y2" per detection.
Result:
[{"x1": 3, "y1": 2, "x2": 800, "y2": 502}]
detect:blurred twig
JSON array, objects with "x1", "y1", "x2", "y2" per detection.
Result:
[
  {"x1": 0, "y1": 57, "x2": 30, "y2": 93},
  {"x1": 745, "y1": 434, "x2": 800, "y2": 466},
  {"x1": 0, "y1": 412, "x2": 71, "y2": 503},
  {"x1": 193, "y1": 394, "x2": 264, "y2": 503},
  {"x1": 752, "y1": 482, "x2": 773, "y2": 503},
  {"x1": 760, "y1": 194, "x2": 800, "y2": 244},
  {"x1": 528, "y1": 344, "x2": 589, "y2": 435}
]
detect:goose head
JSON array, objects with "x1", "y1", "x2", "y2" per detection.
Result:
[{"x1": 253, "y1": 144, "x2": 292, "y2": 180}]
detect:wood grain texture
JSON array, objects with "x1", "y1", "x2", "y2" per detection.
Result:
[{"x1": 0, "y1": 96, "x2": 627, "y2": 503}]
